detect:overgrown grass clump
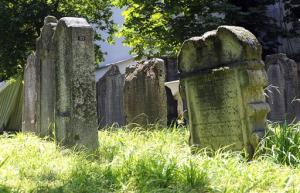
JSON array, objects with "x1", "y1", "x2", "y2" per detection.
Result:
[
  {"x1": 0, "y1": 126, "x2": 300, "y2": 192},
  {"x1": 258, "y1": 122, "x2": 300, "y2": 166}
]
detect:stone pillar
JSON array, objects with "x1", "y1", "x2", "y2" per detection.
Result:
[
  {"x1": 96, "y1": 65, "x2": 125, "y2": 128},
  {"x1": 178, "y1": 26, "x2": 270, "y2": 155},
  {"x1": 124, "y1": 59, "x2": 167, "y2": 127},
  {"x1": 54, "y1": 17, "x2": 98, "y2": 150},
  {"x1": 35, "y1": 16, "x2": 57, "y2": 137},
  {"x1": 266, "y1": 53, "x2": 300, "y2": 122},
  {"x1": 22, "y1": 53, "x2": 38, "y2": 133}
]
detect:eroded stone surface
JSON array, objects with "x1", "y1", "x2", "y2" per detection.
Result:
[
  {"x1": 178, "y1": 26, "x2": 269, "y2": 155},
  {"x1": 36, "y1": 16, "x2": 57, "y2": 137},
  {"x1": 22, "y1": 53, "x2": 38, "y2": 133},
  {"x1": 266, "y1": 53, "x2": 300, "y2": 122},
  {"x1": 54, "y1": 17, "x2": 98, "y2": 150},
  {"x1": 124, "y1": 59, "x2": 167, "y2": 127},
  {"x1": 96, "y1": 65, "x2": 125, "y2": 128}
]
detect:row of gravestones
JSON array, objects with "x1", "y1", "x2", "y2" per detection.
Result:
[
  {"x1": 22, "y1": 16, "x2": 296, "y2": 155},
  {"x1": 97, "y1": 51, "x2": 300, "y2": 130},
  {"x1": 23, "y1": 16, "x2": 98, "y2": 150}
]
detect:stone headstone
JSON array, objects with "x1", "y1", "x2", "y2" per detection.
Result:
[
  {"x1": 96, "y1": 65, "x2": 125, "y2": 128},
  {"x1": 162, "y1": 57, "x2": 179, "y2": 82},
  {"x1": 36, "y1": 16, "x2": 57, "y2": 137},
  {"x1": 178, "y1": 26, "x2": 270, "y2": 155},
  {"x1": 54, "y1": 17, "x2": 98, "y2": 150},
  {"x1": 165, "y1": 86, "x2": 178, "y2": 125},
  {"x1": 266, "y1": 53, "x2": 300, "y2": 122},
  {"x1": 23, "y1": 53, "x2": 38, "y2": 133},
  {"x1": 124, "y1": 59, "x2": 167, "y2": 127}
]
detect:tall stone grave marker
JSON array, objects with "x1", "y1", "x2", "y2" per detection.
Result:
[
  {"x1": 124, "y1": 59, "x2": 167, "y2": 127},
  {"x1": 178, "y1": 26, "x2": 270, "y2": 154},
  {"x1": 96, "y1": 65, "x2": 125, "y2": 128},
  {"x1": 36, "y1": 16, "x2": 57, "y2": 137},
  {"x1": 266, "y1": 53, "x2": 300, "y2": 122},
  {"x1": 54, "y1": 17, "x2": 98, "y2": 150},
  {"x1": 23, "y1": 53, "x2": 38, "y2": 133}
]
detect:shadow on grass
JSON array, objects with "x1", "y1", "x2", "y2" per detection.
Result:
[
  {"x1": 30, "y1": 155, "x2": 214, "y2": 193},
  {"x1": 0, "y1": 185, "x2": 12, "y2": 193}
]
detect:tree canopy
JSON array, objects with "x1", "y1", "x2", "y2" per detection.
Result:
[
  {"x1": 113, "y1": 0, "x2": 280, "y2": 59},
  {"x1": 0, "y1": 0, "x2": 116, "y2": 80}
]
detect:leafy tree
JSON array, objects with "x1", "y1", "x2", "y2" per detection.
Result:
[
  {"x1": 113, "y1": 0, "x2": 279, "y2": 58},
  {"x1": 0, "y1": 0, "x2": 116, "y2": 80}
]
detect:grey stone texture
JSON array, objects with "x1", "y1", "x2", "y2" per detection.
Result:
[
  {"x1": 36, "y1": 16, "x2": 57, "y2": 137},
  {"x1": 23, "y1": 16, "x2": 98, "y2": 150},
  {"x1": 96, "y1": 65, "x2": 125, "y2": 128},
  {"x1": 266, "y1": 53, "x2": 300, "y2": 122},
  {"x1": 124, "y1": 59, "x2": 167, "y2": 127},
  {"x1": 178, "y1": 26, "x2": 270, "y2": 155},
  {"x1": 23, "y1": 53, "x2": 38, "y2": 133},
  {"x1": 54, "y1": 17, "x2": 98, "y2": 150}
]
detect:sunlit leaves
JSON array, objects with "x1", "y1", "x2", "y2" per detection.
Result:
[{"x1": 0, "y1": 0, "x2": 115, "y2": 80}]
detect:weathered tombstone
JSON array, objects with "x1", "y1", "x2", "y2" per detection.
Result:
[
  {"x1": 162, "y1": 57, "x2": 179, "y2": 82},
  {"x1": 54, "y1": 17, "x2": 98, "y2": 150},
  {"x1": 96, "y1": 65, "x2": 125, "y2": 128},
  {"x1": 165, "y1": 86, "x2": 178, "y2": 125},
  {"x1": 36, "y1": 16, "x2": 57, "y2": 137},
  {"x1": 124, "y1": 59, "x2": 167, "y2": 127},
  {"x1": 22, "y1": 53, "x2": 38, "y2": 133},
  {"x1": 266, "y1": 53, "x2": 300, "y2": 122},
  {"x1": 178, "y1": 26, "x2": 270, "y2": 155}
]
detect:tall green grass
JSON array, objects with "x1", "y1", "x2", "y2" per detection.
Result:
[
  {"x1": 257, "y1": 122, "x2": 300, "y2": 166},
  {"x1": 0, "y1": 126, "x2": 299, "y2": 192}
]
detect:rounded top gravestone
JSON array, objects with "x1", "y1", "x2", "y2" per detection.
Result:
[
  {"x1": 178, "y1": 26, "x2": 269, "y2": 156},
  {"x1": 178, "y1": 26, "x2": 262, "y2": 74}
]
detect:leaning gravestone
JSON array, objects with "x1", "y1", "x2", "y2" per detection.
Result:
[
  {"x1": 124, "y1": 59, "x2": 167, "y2": 127},
  {"x1": 178, "y1": 26, "x2": 270, "y2": 155},
  {"x1": 23, "y1": 53, "x2": 38, "y2": 133},
  {"x1": 36, "y1": 16, "x2": 57, "y2": 137},
  {"x1": 53, "y1": 17, "x2": 98, "y2": 150},
  {"x1": 96, "y1": 65, "x2": 125, "y2": 128},
  {"x1": 266, "y1": 53, "x2": 300, "y2": 122}
]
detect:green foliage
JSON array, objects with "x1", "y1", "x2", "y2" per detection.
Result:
[
  {"x1": 257, "y1": 123, "x2": 300, "y2": 166},
  {"x1": 113, "y1": 0, "x2": 280, "y2": 58},
  {"x1": 0, "y1": 0, "x2": 116, "y2": 80},
  {"x1": 0, "y1": 127, "x2": 300, "y2": 192}
]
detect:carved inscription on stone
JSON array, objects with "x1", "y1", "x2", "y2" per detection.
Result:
[
  {"x1": 178, "y1": 26, "x2": 269, "y2": 155},
  {"x1": 185, "y1": 69, "x2": 243, "y2": 149}
]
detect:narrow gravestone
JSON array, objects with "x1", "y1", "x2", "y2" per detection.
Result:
[
  {"x1": 266, "y1": 53, "x2": 300, "y2": 122},
  {"x1": 96, "y1": 65, "x2": 125, "y2": 128},
  {"x1": 23, "y1": 53, "x2": 38, "y2": 133},
  {"x1": 36, "y1": 16, "x2": 57, "y2": 137},
  {"x1": 54, "y1": 17, "x2": 98, "y2": 150},
  {"x1": 124, "y1": 59, "x2": 167, "y2": 127},
  {"x1": 178, "y1": 26, "x2": 270, "y2": 155}
]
